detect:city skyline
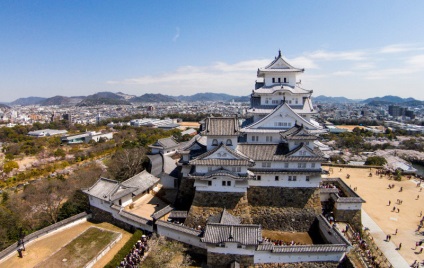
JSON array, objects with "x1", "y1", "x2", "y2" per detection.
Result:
[{"x1": 1, "y1": 1, "x2": 424, "y2": 102}]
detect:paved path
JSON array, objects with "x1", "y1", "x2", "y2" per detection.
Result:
[{"x1": 362, "y1": 210, "x2": 410, "y2": 268}]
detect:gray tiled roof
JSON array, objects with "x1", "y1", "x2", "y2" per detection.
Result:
[
  {"x1": 190, "y1": 142, "x2": 254, "y2": 165},
  {"x1": 261, "y1": 244, "x2": 348, "y2": 253},
  {"x1": 119, "y1": 210, "x2": 151, "y2": 225},
  {"x1": 156, "y1": 220, "x2": 202, "y2": 236},
  {"x1": 169, "y1": 211, "x2": 188, "y2": 218},
  {"x1": 159, "y1": 137, "x2": 179, "y2": 148},
  {"x1": 151, "y1": 205, "x2": 174, "y2": 220},
  {"x1": 189, "y1": 169, "x2": 252, "y2": 180},
  {"x1": 201, "y1": 224, "x2": 262, "y2": 245},
  {"x1": 237, "y1": 143, "x2": 325, "y2": 162},
  {"x1": 121, "y1": 170, "x2": 160, "y2": 196},
  {"x1": 249, "y1": 168, "x2": 322, "y2": 174},
  {"x1": 207, "y1": 209, "x2": 241, "y2": 225},
  {"x1": 147, "y1": 154, "x2": 163, "y2": 177},
  {"x1": 82, "y1": 177, "x2": 120, "y2": 201},
  {"x1": 189, "y1": 158, "x2": 254, "y2": 166},
  {"x1": 202, "y1": 117, "x2": 239, "y2": 136}
]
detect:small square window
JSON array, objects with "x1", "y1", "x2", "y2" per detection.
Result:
[
  {"x1": 227, "y1": 181, "x2": 231, "y2": 186},
  {"x1": 275, "y1": 176, "x2": 279, "y2": 181},
  {"x1": 257, "y1": 175, "x2": 261, "y2": 181},
  {"x1": 222, "y1": 181, "x2": 226, "y2": 186},
  {"x1": 306, "y1": 176, "x2": 310, "y2": 181},
  {"x1": 208, "y1": 181, "x2": 212, "y2": 186}
]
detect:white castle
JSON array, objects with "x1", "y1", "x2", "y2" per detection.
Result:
[{"x1": 84, "y1": 51, "x2": 360, "y2": 267}]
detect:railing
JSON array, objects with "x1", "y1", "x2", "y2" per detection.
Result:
[{"x1": 0, "y1": 212, "x2": 90, "y2": 261}]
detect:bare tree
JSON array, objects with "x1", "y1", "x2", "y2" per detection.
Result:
[{"x1": 107, "y1": 147, "x2": 147, "y2": 181}]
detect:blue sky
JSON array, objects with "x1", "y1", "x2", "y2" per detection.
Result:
[{"x1": 1, "y1": 1, "x2": 424, "y2": 102}]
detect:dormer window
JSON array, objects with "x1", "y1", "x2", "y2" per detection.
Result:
[
  {"x1": 226, "y1": 139, "x2": 232, "y2": 146},
  {"x1": 212, "y1": 139, "x2": 218, "y2": 146}
]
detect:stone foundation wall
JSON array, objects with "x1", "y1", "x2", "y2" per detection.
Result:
[
  {"x1": 247, "y1": 187, "x2": 322, "y2": 231},
  {"x1": 334, "y1": 208, "x2": 362, "y2": 232},
  {"x1": 174, "y1": 178, "x2": 196, "y2": 210},
  {"x1": 90, "y1": 206, "x2": 135, "y2": 233},
  {"x1": 184, "y1": 191, "x2": 252, "y2": 228},
  {"x1": 207, "y1": 252, "x2": 254, "y2": 268}
]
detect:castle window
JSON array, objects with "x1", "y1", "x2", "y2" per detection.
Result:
[
  {"x1": 275, "y1": 176, "x2": 279, "y2": 181},
  {"x1": 208, "y1": 166, "x2": 213, "y2": 172},
  {"x1": 293, "y1": 176, "x2": 297, "y2": 181},
  {"x1": 256, "y1": 175, "x2": 261, "y2": 181},
  {"x1": 278, "y1": 77, "x2": 281, "y2": 83},
  {"x1": 262, "y1": 162, "x2": 271, "y2": 168},
  {"x1": 288, "y1": 176, "x2": 292, "y2": 181},
  {"x1": 272, "y1": 78, "x2": 275, "y2": 83},
  {"x1": 284, "y1": 163, "x2": 289, "y2": 168},
  {"x1": 311, "y1": 163, "x2": 316, "y2": 168},
  {"x1": 227, "y1": 181, "x2": 231, "y2": 186},
  {"x1": 226, "y1": 139, "x2": 232, "y2": 146},
  {"x1": 266, "y1": 136, "x2": 273, "y2": 142},
  {"x1": 306, "y1": 176, "x2": 310, "y2": 181},
  {"x1": 222, "y1": 181, "x2": 226, "y2": 186},
  {"x1": 212, "y1": 139, "x2": 218, "y2": 146},
  {"x1": 284, "y1": 77, "x2": 287, "y2": 83},
  {"x1": 298, "y1": 163, "x2": 306, "y2": 168},
  {"x1": 208, "y1": 181, "x2": 212, "y2": 186},
  {"x1": 252, "y1": 136, "x2": 258, "y2": 142},
  {"x1": 232, "y1": 167, "x2": 241, "y2": 172}
]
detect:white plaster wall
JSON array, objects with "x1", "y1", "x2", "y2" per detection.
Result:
[
  {"x1": 335, "y1": 202, "x2": 362, "y2": 210},
  {"x1": 160, "y1": 173, "x2": 177, "y2": 189},
  {"x1": 194, "y1": 177, "x2": 247, "y2": 193},
  {"x1": 248, "y1": 174, "x2": 320, "y2": 188},
  {"x1": 157, "y1": 224, "x2": 205, "y2": 249},
  {"x1": 89, "y1": 197, "x2": 114, "y2": 213},
  {"x1": 207, "y1": 136, "x2": 237, "y2": 150},
  {"x1": 196, "y1": 165, "x2": 247, "y2": 174},
  {"x1": 264, "y1": 73, "x2": 296, "y2": 87},
  {"x1": 206, "y1": 242, "x2": 255, "y2": 255},
  {"x1": 247, "y1": 133, "x2": 281, "y2": 143},
  {"x1": 254, "y1": 251, "x2": 343, "y2": 263},
  {"x1": 320, "y1": 192, "x2": 331, "y2": 202}
]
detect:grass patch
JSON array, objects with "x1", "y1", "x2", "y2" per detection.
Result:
[{"x1": 35, "y1": 227, "x2": 119, "y2": 268}]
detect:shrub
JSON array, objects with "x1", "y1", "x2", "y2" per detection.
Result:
[
  {"x1": 3, "y1": 161, "x2": 19, "y2": 173},
  {"x1": 104, "y1": 230, "x2": 143, "y2": 268},
  {"x1": 365, "y1": 156, "x2": 387, "y2": 166}
]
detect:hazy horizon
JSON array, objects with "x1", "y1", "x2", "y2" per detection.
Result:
[{"x1": 1, "y1": 1, "x2": 424, "y2": 102}]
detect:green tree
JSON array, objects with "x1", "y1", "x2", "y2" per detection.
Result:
[{"x1": 365, "y1": 156, "x2": 387, "y2": 166}]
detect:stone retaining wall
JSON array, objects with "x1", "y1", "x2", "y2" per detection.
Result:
[
  {"x1": 247, "y1": 187, "x2": 321, "y2": 231},
  {"x1": 174, "y1": 178, "x2": 196, "y2": 210},
  {"x1": 90, "y1": 206, "x2": 136, "y2": 233},
  {"x1": 207, "y1": 252, "x2": 254, "y2": 268},
  {"x1": 184, "y1": 191, "x2": 252, "y2": 227},
  {"x1": 333, "y1": 208, "x2": 362, "y2": 232}
]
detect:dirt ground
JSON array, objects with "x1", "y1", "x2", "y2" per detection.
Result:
[
  {"x1": 0, "y1": 221, "x2": 132, "y2": 268},
  {"x1": 262, "y1": 230, "x2": 313, "y2": 245},
  {"x1": 323, "y1": 167, "x2": 424, "y2": 264}
]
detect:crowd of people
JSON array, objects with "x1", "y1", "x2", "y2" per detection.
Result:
[{"x1": 118, "y1": 234, "x2": 150, "y2": 268}]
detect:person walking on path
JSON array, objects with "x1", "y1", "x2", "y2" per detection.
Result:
[{"x1": 398, "y1": 242, "x2": 402, "y2": 250}]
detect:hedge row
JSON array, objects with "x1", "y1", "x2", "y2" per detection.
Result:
[{"x1": 104, "y1": 229, "x2": 143, "y2": 268}]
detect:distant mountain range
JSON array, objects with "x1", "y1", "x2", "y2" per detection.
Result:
[
  {"x1": 5, "y1": 92, "x2": 250, "y2": 107},
  {"x1": 313, "y1": 95, "x2": 424, "y2": 106},
  {"x1": 4, "y1": 92, "x2": 422, "y2": 107}
]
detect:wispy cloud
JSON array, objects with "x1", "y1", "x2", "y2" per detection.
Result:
[
  {"x1": 379, "y1": 43, "x2": 424, "y2": 54},
  {"x1": 306, "y1": 50, "x2": 366, "y2": 61},
  {"x1": 172, "y1": 27, "x2": 180, "y2": 42}
]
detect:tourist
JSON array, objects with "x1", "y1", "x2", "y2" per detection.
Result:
[{"x1": 398, "y1": 242, "x2": 402, "y2": 250}]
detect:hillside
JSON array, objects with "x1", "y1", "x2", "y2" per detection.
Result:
[
  {"x1": 10, "y1": 97, "x2": 47, "y2": 106},
  {"x1": 176, "y1": 92, "x2": 243, "y2": 102},
  {"x1": 39, "y1": 96, "x2": 81, "y2": 106},
  {"x1": 131, "y1": 93, "x2": 177, "y2": 103},
  {"x1": 313, "y1": 95, "x2": 360, "y2": 103}
]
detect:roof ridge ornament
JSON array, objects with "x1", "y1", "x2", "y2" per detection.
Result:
[{"x1": 278, "y1": 49, "x2": 282, "y2": 58}]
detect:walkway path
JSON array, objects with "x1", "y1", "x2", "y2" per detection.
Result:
[{"x1": 362, "y1": 210, "x2": 409, "y2": 268}]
